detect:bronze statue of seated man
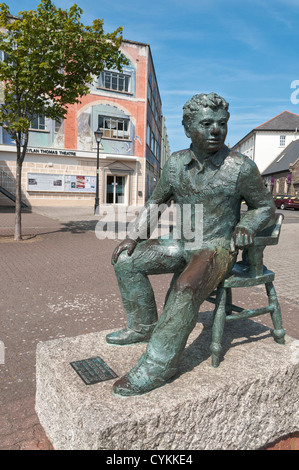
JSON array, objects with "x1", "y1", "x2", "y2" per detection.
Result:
[{"x1": 106, "y1": 92, "x2": 275, "y2": 397}]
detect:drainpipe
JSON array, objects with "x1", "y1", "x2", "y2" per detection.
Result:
[{"x1": 135, "y1": 159, "x2": 138, "y2": 205}]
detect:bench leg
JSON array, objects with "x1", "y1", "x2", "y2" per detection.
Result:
[
  {"x1": 210, "y1": 286, "x2": 227, "y2": 367},
  {"x1": 265, "y1": 282, "x2": 286, "y2": 345},
  {"x1": 225, "y1": 287, "x2": 232, "y2": 315}
]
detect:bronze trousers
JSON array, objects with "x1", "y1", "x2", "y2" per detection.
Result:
[{"x1": 113, "y1": 238, "x2": 236, "y2": 370}]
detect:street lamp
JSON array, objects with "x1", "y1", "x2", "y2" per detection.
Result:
[{"x1": 94, "y1": 127, "x2": 103, "y2": 214}]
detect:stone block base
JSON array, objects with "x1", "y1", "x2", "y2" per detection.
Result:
[{"x1": 35, "y1": 312, "x2": 299, "y2": 450}]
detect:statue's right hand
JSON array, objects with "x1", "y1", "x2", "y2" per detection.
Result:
[{"x1": 111, "y1": 238, "x2": 137, "y2": 265}]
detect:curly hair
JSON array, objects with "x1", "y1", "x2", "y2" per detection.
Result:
[{"x1": 182, "y1": 92, "x2": 230, "y2": 133}]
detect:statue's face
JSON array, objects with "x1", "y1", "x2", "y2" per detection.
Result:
[{"x1": 186, "y1": 107, "x2": 229, "y2": 155}]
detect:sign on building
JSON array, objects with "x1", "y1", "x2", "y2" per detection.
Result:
[{"x1": 27, "y1": 173, "x2": 96, "y2": 193}]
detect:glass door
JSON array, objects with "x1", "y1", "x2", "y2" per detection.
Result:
[
  {"x1": 106, "y1": 175, "x2": 126, "y2": 204},
  {"x1": 106, "y1": 175, "x2": 114, "y2": 203},
  {"x1": 115, "y1": 176, "x2": 125, "y2": 203}
]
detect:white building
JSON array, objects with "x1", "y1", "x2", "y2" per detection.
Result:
[{"x1": 232, "y1": 111, "x2": 299, "y2": 174}]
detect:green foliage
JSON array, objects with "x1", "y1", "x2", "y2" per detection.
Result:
[{"x1": 0, "y1": 0, "x2": 128, "y2": 156}]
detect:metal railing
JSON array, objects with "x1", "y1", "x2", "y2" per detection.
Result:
[
  {"x1": 0, "y1": 168, "x2": 28, "y2": 207},
  {"x1": 0, "y1": 168, "x2": 16, "y2": 195}
]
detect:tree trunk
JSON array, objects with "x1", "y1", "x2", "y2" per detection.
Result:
[
  {"x1": 14, "y1": 158, "x2": 22, "y2": 241},
  {"x1": 14, "y1": 135, "x2": 27, "y2": 241}
]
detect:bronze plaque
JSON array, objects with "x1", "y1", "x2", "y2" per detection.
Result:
[{"x1": 70, "y1": 356, "x2": 118, "y2": 385}]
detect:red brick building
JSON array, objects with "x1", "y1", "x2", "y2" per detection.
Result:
[{"x1": 0, "y1": 39, "x2": 170, "y2": 208}]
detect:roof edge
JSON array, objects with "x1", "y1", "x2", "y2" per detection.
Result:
[
  {"x1": 254, "y1": 110, "x2": 299, "y2": 130},
  {"x1": 262, "y1": 139, "x2": 299, "y2": 175},
  {"x1": 231, "y1": 129, "x2": 254, "y2": 149},
  {"x1": 122, "y1": 38, "x2": 150, "y2": 47}
]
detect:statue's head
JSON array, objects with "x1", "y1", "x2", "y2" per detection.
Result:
[{"x1": 182, "y1": 93, "x2": 230, "y2": 155}]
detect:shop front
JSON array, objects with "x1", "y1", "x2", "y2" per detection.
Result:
[{"x1": 0, "y1": 144, "x2": 142, "y2": 208}]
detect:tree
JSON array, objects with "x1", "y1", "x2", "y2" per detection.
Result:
[{"x1": 0, "y1": 0, "x2": 128, "y2": 240}]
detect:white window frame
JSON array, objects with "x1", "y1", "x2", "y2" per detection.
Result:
[
  {"x1": 98, "y1": 115, "x2": 130, "y2": 140},
  {"x1": 100, "y1": 71, "x2": 131, "y2": 93},
  {"x1": 279, "y1": 135, "x2": 286, "y2": 147},
  {"x1": 30, "y1": 115, "x2": 46, "y2": 131}
]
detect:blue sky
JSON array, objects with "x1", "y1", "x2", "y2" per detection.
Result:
[{"x1": 10, "y1": 0, "x2": 299, "y2": 153}]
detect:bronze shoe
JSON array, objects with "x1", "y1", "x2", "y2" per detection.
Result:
[
  {"x1": 106, "y1": 325, "x2": 155, "y2": 346},
  {"x1": 113, "y1": 354, "x2": 177, "y2": 396}
]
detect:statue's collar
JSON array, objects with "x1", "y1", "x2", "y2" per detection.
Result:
[{"x1": 184, "y1": 144, "x2": 230, "y2": 170}]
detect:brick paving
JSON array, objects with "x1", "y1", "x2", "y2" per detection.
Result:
[{"x1": 0, "y1": 206, "x2": 298, "y2": 450}]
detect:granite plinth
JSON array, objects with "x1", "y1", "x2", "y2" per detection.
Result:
[{"x1": 35, "y1": 312, "x2": 299, "y2": 450}]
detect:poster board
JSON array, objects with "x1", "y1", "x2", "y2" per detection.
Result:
[
  {"x1": 27, "y1": 173, "x2": 64, "y2": 192},
  {"x1": 64, "y1": 175, "x2": 96, "y2": 193},
  {"x1": 27, "y1": 173, "x2": 96, "y2": 193}
]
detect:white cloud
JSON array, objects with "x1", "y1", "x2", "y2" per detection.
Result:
[{"x1": 160, "y1": 90, "x2": 203, "y2": 96}]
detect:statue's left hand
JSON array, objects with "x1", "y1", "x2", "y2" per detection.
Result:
[{"x1": 233, "y1": 226, "x2": 254, "y2": 249}]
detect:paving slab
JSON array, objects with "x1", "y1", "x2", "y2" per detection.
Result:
[{"x1": 0, "y1": 205, "x2": 299, "y2": 450}]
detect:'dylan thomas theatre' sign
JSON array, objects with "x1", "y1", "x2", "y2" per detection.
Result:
[{"x1": 27, "y1": 147, "x2": 77, "y2": 157}]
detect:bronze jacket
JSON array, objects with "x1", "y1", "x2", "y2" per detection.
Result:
[{"x1": 129, "y1": 145, "x2": 275, "y2": 251}]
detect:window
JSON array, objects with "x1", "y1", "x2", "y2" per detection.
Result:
[
  {"x1": 146, "y1": 124, "x2": 151, "y2": 146},
  {"x1": 276, "y1": 153, "x2": 285, "y2": 163},
  {"x1": 280, "y1": 135, "x2": 286, "y2": 147},
  {"x1": 31, "y1": 115, "x2": 46, "y2": 130},
  {"x1": 98, "y1": 115, "x2": 130, "y2": 140},
  {"x1": 100, "y1": 71, "x2": 130, "y2": 93},
  {"x1": 54, "y1": 118, "x2": 62, "y2": 133}
]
